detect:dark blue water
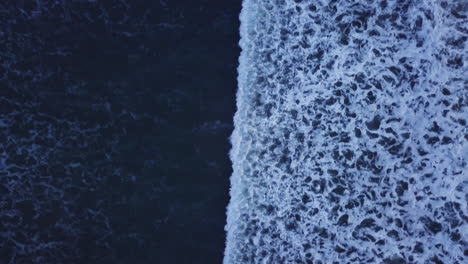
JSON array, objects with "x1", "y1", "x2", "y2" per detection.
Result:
[{"x1": 0, "y1": 1, "x2": 240, "y2": 263}]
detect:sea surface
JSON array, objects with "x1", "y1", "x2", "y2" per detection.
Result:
[{"x1": 0, "y1": 1, "x2": 240, "y2": 263}]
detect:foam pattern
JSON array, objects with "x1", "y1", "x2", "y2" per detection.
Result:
[{"x1": 224, "y1": 0, "x2": 467, "y2": 263}]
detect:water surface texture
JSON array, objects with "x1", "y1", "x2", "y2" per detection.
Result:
[
  {"x1": 225, "y1": 0, "x2": 467, "y2": 263},
  {"x1": 0, "y1": 1, "x2": 240, "y2": 263}
]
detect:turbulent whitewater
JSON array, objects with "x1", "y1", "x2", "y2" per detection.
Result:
[{"x1": 224, "y1": 0, "x2": 467, "y2": 263}]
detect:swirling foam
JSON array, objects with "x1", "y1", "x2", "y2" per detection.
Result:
[{"x1": 225, "y1": 0, "x2": 467, "y2": 263}]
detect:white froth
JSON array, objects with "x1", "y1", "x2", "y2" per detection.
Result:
[{"x1": 225, "y1": 0, "x2": 467, "y2": 263}]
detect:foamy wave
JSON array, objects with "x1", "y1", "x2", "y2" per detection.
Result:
[{"x1": 225, "y1": 0, "x2": 467, "y2": 263}]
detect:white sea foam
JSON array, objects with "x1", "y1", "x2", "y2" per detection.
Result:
[{"x1": 225, "y1": 0, "x2": 467, "y2": 263}]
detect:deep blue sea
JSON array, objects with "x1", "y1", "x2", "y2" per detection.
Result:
[{"x1": 0, "y1": 1, "x2": 240, "y2": 263}]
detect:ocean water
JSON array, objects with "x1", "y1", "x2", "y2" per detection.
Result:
[
  {"x1": 225, "y1": 0, "x2": 467, "y2": 263},
  {"x1": 0, "y1": 1, "x2": 240, "y2": 263}
]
